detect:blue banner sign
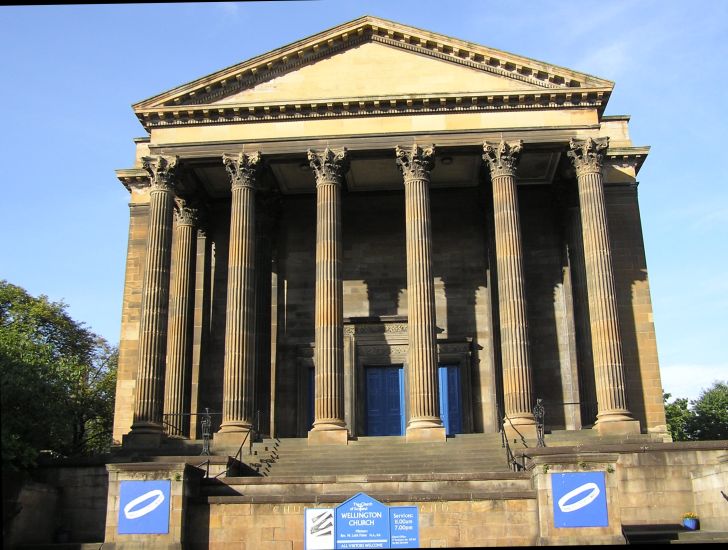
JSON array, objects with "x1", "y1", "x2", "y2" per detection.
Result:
[
  {"x1": 389, "y1": 507, "x2": 419, "y2": 548},
  {"x1": 335, "y1": 493, "x2": 390, "y2": 549},
  {"x1": 118, "y1": 480, "x2": 171, "y2": 534},
  {"x1": 551, "y1": 472, "x2": 608, "y2": 528}
]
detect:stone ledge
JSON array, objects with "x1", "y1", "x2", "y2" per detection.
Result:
[
  {"x1": 217, "y1": 471, "x2": 531, "y2": 485},
  {"x1": 515, "y1": 440, "x2": 728, "y2": 461},
  {"x1": 199, "y1": 490, "x2": 537, "y2": 504}
]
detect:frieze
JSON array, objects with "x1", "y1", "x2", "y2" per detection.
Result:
[
  {"x1": 567, "y1": 137, "x2": 609, "y2": 177},
  {"x1": 359, "y1": 344, "x2": 409, "y2": 357},
  {"x1": 483, "y1": 140, "x2": 523, "y2": 179},
  {"x1": 437, "y1": 342, "x2": 471, "y2": 354},
  {"x1": 346, "y1": 323, "x2": 408, "y2": 335},
  {"x1": 142, "y1": 155, "x2": 178, "y2": 192},
  {"x1": 396, "y1": 144, "x2": 435, "y2": 181},
  {"x1": 223, "y1": 151, "x2": 262, "y2": 190},
  {"x1": 134, "y1": 89, "x2": 610, "y2": 130}
]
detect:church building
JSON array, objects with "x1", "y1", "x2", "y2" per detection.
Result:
[{"x1": 114, "y1": 16, "x2": 665, "y2": 449}]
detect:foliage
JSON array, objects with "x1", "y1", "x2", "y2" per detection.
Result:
[
  {"x1": 682, "y1": 512, "x2": 698, "y2": 519},
  {"x1": 664, "y1": 382, "x2": 728, "y2": 442},
  {"x1": 664, "y1": 392, "x2": 692, "y2": 441},
  {"x1": 686, "y1": 382, "x2": 728, "y2": 440},
  {"x1": 0, "y1": 280, "x2": 117, "y2": 472}
]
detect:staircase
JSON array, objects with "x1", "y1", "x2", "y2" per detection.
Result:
[{"x1": 239, "y1": 433, "x2": 511, "y2": 477}]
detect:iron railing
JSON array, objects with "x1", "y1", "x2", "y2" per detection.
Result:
[{"x1": 496, "y1": 402, "x2": 526, "y2": 471}]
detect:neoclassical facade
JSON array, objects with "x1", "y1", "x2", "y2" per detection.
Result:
[{"x1": 113, "y1": 16, "x2": 667, "y2": 449}]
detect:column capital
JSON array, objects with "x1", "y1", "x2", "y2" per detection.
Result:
[
  {"x1": 142, "y1": 155, "x2": 179, "y2": 192},
  {"x1": 307, "y1": 147, "x2": 349, "y2": 185},
  {"x1": 174, "y1": 197, "x2": 200, "y2": 227},
  {"x1": 223, "y1": 151, "x2": 262, "y2": 190},
  {"x1": 395, "y1": 144, "x2": 435, "y2": 182},
  {"x1": 483, "y1": 140, "x2": 523, "y2": 178},
  {"x1": 568, "y1": 137, "x2": 609, "y2": 176}
]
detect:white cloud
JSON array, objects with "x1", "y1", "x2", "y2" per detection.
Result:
[{"x1": 660, "y1": 363, "x2": 728, "y2": 402}]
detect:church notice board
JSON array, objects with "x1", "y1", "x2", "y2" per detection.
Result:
[{"x1": 304, "y1": 492, "x2": 419, "y2": 549}]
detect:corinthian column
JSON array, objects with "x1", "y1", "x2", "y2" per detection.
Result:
[
  {"x1": 163, "y1": 198, "x2": 199, "y2": 438},
  {"x1": 568, "y1": 137, "x2": 639, "y2": 435},
  {"x1": 396, "y1": 144, "x2": 445, "y2": 442},
  {"x1": 217, "y1": 152, "x2": 261, "y2": 444},
  {"x1": 307, "y1": 148, "x2": 349, "y2": 445},
  {"x1": 130, "y1": 155, "x2": 178, "y2": 440},
  {"x1": 483, "y1": 141, "x2": 537, "y2": 437}
]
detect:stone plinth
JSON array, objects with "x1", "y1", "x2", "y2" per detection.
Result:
[
  {"x1": 104, "y1": 462, "x2": 202, "y2": 549},
  {"x1": 530, "y1": 452, "x2": 625, "y2": 546}
]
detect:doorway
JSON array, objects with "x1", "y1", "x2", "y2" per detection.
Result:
[
  {"x1": 365, "y1": 365, "x2": 405, "y2": 436},
  {"x1": 439, "y1": 365, "x2": 462, "y2": 435}
]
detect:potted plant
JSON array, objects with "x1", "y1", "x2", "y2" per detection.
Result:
[{"x1": 682, "y1": 512, "x2": 699, "y2": 531}]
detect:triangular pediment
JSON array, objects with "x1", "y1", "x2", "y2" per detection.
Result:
[
  {"x1": 133, "y1": 16, "x2": 613, "y2": 129},
  {"x1": 210, "y1": 41, "x2": 546, "y2": 106}
]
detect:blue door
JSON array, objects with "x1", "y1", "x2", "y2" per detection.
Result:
[
  {"x1": 439, "y1": 365, "x2": 462, "y2": 435},
  {"x1": 366, "y1": 366, "x2": 405, "y2": 436}
]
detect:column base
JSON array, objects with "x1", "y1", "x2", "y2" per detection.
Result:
[
  {"x1": 308, "y1": 427, "x2": 349, "y2": 445},
  {"x1": 213, "y1": 428, "x2": 254, "y2": 453},
  {"x1": 121, "y1": 431, "x2": 165, "y2": 451},
  {"x1": 406, "y1": 425, "x2": 446, "y2": 443},
  {"x1": 503, "y1": 422, "x2": 538, "y2": 444},
  {"x1": 594, "y1": 419, "x2": 641, "y2": 436}
]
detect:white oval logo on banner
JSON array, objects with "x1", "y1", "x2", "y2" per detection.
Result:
[
  {"x1": 123, "y1": 489, "x2": 165, "y2": 520},
  {"x1": 557, "y1": 482, "x2": 600, "y2": 513}
]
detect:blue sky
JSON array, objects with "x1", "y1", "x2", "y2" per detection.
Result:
[{"x1": 1, "y1": 1, "x2": 725, "y2": 402}]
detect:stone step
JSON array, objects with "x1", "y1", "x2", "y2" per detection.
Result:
[
  {"x1": 240, "y1": 434, "x2": 517, "y2": 477},
  {"x1": 673, "y1": 531, "x2": 728, "y2": 544},
  {"x1": 200, "y1": 472, "x2": 534, "y2": 499}
]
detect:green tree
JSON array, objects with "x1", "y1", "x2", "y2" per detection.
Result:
[
  {"x1": 0, "y1": 280, "x2": 117, "y2": 471},
  {"x1": 686, "y1": 381, "x2": 728, "y2": 441},
  {"x1": 664, "y1": 392, "x2": 693, "y2": 441}
]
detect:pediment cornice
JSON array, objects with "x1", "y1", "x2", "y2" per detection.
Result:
[{"x1": 132, "y1": 16, "x2": 614, "y2": 131}]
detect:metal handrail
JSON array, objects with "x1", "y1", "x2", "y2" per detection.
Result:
[{"x1": 496, "y1": 402, "x2": 526, "y2": 472}]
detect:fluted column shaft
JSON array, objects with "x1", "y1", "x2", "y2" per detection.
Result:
[
  {"x1": 308, "y1": 148, "x2": 348, "y2": 435},
  {"x1": 220, "y1": 152, "x2": 261, "y2": 433},
  {"x1": 483, "y1": 141, "x2": 536, "y2": 427},
  {"x1": 396, "y1": 145, "x2": 443, "y2": 432},
  {"x1": 568, "y1": 138, "x2": 633, "y2": 425},
  {"x1": 132, "y1": 155, "x2": 178, "y2": 434},
  {"x1": 163, "y1": 201, "x2": 198, "y2": 437}
]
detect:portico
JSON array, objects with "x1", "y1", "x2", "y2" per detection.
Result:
[{"x1": 114, "y1": 15, "x2": 667, "y2": 450}]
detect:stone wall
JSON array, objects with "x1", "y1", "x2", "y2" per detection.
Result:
[
  {"x1": 4, "y1": 463, "x2": 108, "y2": 546},
  {"x1": 606, "y1": 185, "x2": 666, "y2": 436},
  {"x1": 273, "y1": 186, "x2": 498, "y2": 436},
  {"x1": 186, "y1": 499, "x2": 538, "y2": 549},
  {"x1": 113, "y1": 203, "x2": 149, "y2": 443},
  {"x1": 691, "y1": 453, "x2": 728, "y2": 531}
]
